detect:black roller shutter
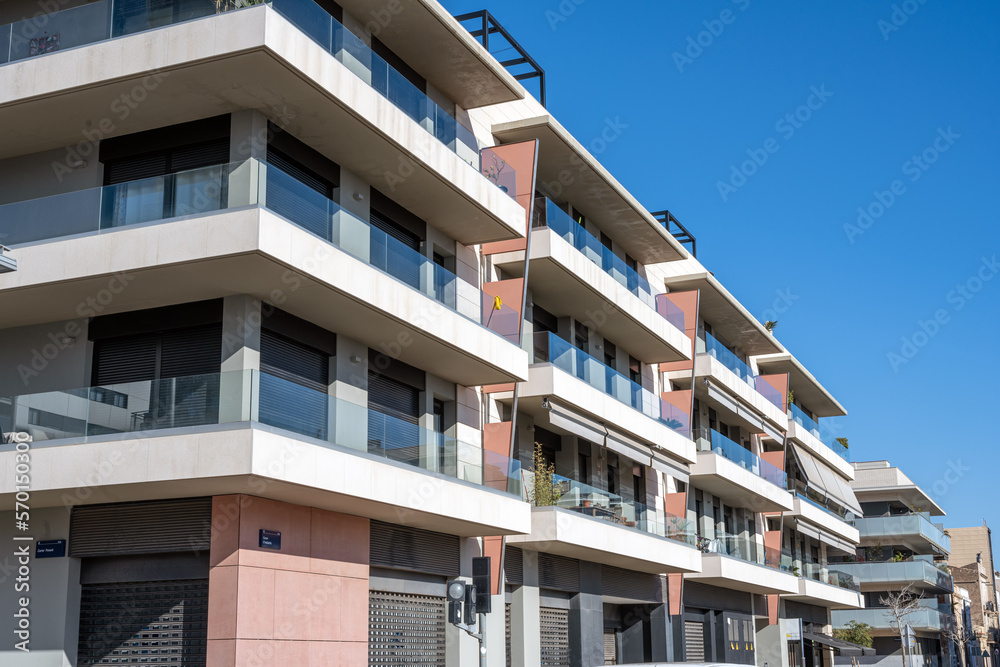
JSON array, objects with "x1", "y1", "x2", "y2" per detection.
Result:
[
  {"x1": 369, "y1": 591, "x2": 445, "y2": 667},
  {"x1": 539, "y1": 553, "x2": 579, "y2": 592},
  {"x1": 369, "y1": 520, "x2": 460, "y2": 576},
  {"x1": 266, "y1": 148, "x2": 334, "y2": 240},
  {"x1": 367, "y1": 372, "x2": 420, "y2": 463},
  {"x1": 601, "y1": 565, "x2": 661, "y2": 602},
  {"x1": 93, "y1": 334, "x2": 159, "y2": 385},
  {"x1": 505, "y1": 546, "x2": 524, "y2": 584},
  {"x1": 77, "y1": 579, "x2": 208, "y2": 667},
  {"x1": 103, "y1": 137, "x2": 229, "y2": 185},
  {"x1": 70, "y1": 498, "x2": 212, "y2": 558},
  {"x1": 259, "y1": 328, "x2": 329, "y2": 440},
  {"x1": 369, "y1": 208, "x2": 421, "y2": 292}
]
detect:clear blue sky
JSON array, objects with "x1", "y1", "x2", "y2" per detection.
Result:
[{"x1": 443, "y1": 0, "x2": 1000, "y2": 533}]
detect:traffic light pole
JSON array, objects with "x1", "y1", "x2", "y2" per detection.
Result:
[{"x1": 454, "y1": 614, "x2": 486, "y2": 667}]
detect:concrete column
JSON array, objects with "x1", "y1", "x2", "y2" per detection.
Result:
[
  {"x1": 511, "y1": 551, "x2": 541, "y2": 667},
  {"x1": 485, "y1": 592, "x2": 507, "y2": 667},
  {"x1": 228, "y1": 110, "x2": 269, "y2": 208},
  {"x1": 331, "y1": 336, "x2": 368, "y2": 452},
  {"x1": 621, "y1": 608, "x2": 646, "y2": 664},
  {"x1": 334, "y1": 168, "x2": 371, "y2": 262},
  {"x1": 571, "y1": 561, "x2": 603, "y2": 667},
  {"x1": 219, "y1": 295, "x2": 261, "y2": 423},
  {"x1": 651, "y1": 603, "x2": 683, "y2": 662}
]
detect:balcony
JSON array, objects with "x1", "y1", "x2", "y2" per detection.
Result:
[
  {"x1": 518, "y1": 332, "x2": 694, "y2": 461},
  {"x1": 852, "y1": 514, "x2": 951, "y2": 556},
  {"x1": 0, "y1": 3, "x2": 525, "y2": 244},
  {"x1": 832, "y1": 603, "x2": 956, "y2": 634},
  {"x1": 0, "y1": 370, "x2": 528, "y2": 535},
  {"x1": 789, "y1": 492, "x2": 861, "y2": 545},
  {"x1": 508, "y1": 472, "x2": 701, "y2": 573},
  {"x1": 785, "y1": 563, "x2": 864, "y2": 609},
  {"x1": 687, "y1": 531, "x2": 800, "y2": 594},
  {"x1": 0, "y1": 159, "x2": 527, "y2": 386},
  {"x1": 689, "y1": 429, "x2": 793, "y2": 513},
  {"x1": 827, "y1": 559, "x2": 954, "y2": 594},
  {"x1": 490, "y1": 198, "x2": 691, "y2": 363}
]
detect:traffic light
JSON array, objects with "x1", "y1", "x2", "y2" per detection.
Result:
[
  {"x1": 472, "y1": 557, "x2": 492, "y2": 613},
  {"x1": 447, "y1": 579, "x2": 465, "y2": 624}
]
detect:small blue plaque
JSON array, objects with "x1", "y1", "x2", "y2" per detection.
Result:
[
  {"x1": 259, "y1": 529, "x2": 281, "y2": 550},
  {"x1": 36, "y1": 540, "x2": 66, "y2": 558}
]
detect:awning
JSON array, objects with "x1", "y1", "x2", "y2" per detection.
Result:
[
  {"x1": 791, "y1": 445, "x2": 863, "y2": 517},
  {"x1": 803, "y1": 631, "x2": 875, "y2": 656},
  {"x1": 818, "y1": 530, "x2": 858, "y2": 556},
  {"x1": 605, "y1": 428, "x2": 652, "y2": 467},
  {"x1": 651, "y1": 451, "x2": 690, "y2": 484},
  {"x1": 545, "y1": 402, "x2": 607, "y2": 444},
  {"x1": 793, "y1": 520, "x2": 821, "y2": 541}
]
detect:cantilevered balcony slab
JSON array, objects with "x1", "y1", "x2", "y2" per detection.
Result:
[
  {"x1": 785, "y1": 419, "x2": 854, "y2": 480},
  {"x1": 506, "y1": 507, "x2": 702, "y2": 575},
  {"x1": 0, "y1": 208, "x2": 527, "y2": 386},
  {"x1": 785, "y1": 577, "x2": 864, "y2": 610},
  {"x1": 690, "y1": 451, "x2": 794, "y2": 514},
  {"x1": 492, "y1": 228, "x2": 690, "y2": 364},
  {"x1": 0, "y1": 6, "x2": 524, "y2": 245},
  {"x1": 788, "y1": 496, "x2": 860, "y2": 546},
  {"x1": 687, "y1": 554, "x2": 799, "y2": 595},
  {"x1": 0, "y1": 424, "x2": 531, "y2": 537}
]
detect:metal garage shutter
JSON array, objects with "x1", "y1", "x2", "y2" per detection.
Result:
[
  {"x1": 70, "y1": 498, "x2": 212, "y2": 557},
  {"x1": 601, "y1": 565, "x2": 661, "y2": 602},
  {"x1": 369, "y1": 590, "x2": 445, "y2": 667},
  {"x1": 604, "y1": 629, "x2": 618, "y2": 665},
  {"x1": 369, "y1": 521, "x2": 460, "y2": 576},
  {"x1": 505, "y1": 603, "x2": 512, "y2": 667},
  {"x1": 684, "y1": 620, "x2": 706, "y2": 662},
  {"x1": 539, "y1": 607, "x2": 570, "y2": 667},
  {"x1": 368, "y1": 372, "x2": 420, "y2": 463},
  {"x1": 76, "y1": 578, "x2": 208, "y2": 666},
  {"x1": 539, "y1": 553, "x2": 579, "y2": 592},
  {"x1": 259, "y1": 328, "x2": 329, "y2": 440}
]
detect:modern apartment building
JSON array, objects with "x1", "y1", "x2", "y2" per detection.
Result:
[
  {"x1": 947, "y1": 525, "x2": 1000, "y2": 665},
  {"x1": 0, "y1": 1, "x2": 861, "y2": 666},
  {"x1": 832, "y1": 461, "x2": 957, "y2": 667}
]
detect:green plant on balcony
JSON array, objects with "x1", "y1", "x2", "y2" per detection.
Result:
[
  {"x1": 869, "y1": 543, "x2": 884, "y2": 561},
  {"x1": 527, "y1": 442, "x2": 559, "y2": 507},
  {"x1": 764, "y1": 320, "x2": 778, "y2": 332},
  {"x1": 787, "y1": 389, "x2": 794, "y2": 405},
  {"x1": 833, "y1": 621, "x2": 874, "y2": 649},
  {"x1": 482, "y1": 154, "x2": 510, "y2": 192},
  {"x1": 836, "y1": 436, "x2": 849, "y2": 449},
  {"x1": 790, "y1": 565, "x2": 801, "y2": 577},
  {"x1": 892, "y1": 550, "x2": 906, "y2": 563}
]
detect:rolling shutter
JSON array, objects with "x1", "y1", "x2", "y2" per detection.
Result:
[
  {"x1": 369, "y1": 208, "x2": 421, "y2": 291},
  {"x1": 368, "y1": 372, "x2": 420, "y2": 463},
  {"x1": 70, "y1": 498, "x2": 212, "y2": 557},
  {"x1": 103, "y1": 138, "x2": 229, "y2": 185},
  {"x1": 93, "y1": 334, "x2": 159, "y2": 385},
  {"x1": 685, "y1": 620, "x2": 706, "y2": 662},
  {"x1": 369, "y1": 591, "x2": 446, "y2": 667},
  {"x1": 77, "y1": 579, "x2": 208, "y2": 667},
  {"x1": 601, "y1": 565, "x2": 661, "y2": 602},
  {"x1": 259, "y1": 328, "x2": 329, "y2": 440},
  {"x1": 603, "y1": 629, "x2": 618, "y2": 665},
  {"x1": 539, "y1": 607, "x2": 570, "y2": 667},
  {"x1": 265, "y1": 149, "x2": 334, "y2": 240},
  {"x1": 505, "y1": 546, "x2": 524, "y2": 584},
  {"x1": 539, "y1": 553, "x2": 579, "y2": 592},
  {"x1": 370, "y1": 208, "x2": 419, "y2": 249},
  {"x1": 369, "y1": 521, "x2": 460, "y2": 576},
  {"x1": 159, "y1": 325, "x2": 222, "y2": 378}
]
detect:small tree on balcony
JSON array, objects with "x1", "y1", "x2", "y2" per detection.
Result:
[
  {"x1": 833, "y1": 620, "x2": 874, "y2": 648},
  {"x1": 527, "y1": 443, "x2": 559, "y2": 507}
]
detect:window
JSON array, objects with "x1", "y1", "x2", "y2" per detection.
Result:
[
  {"x1": 625, "y1": 254, "x2": 637, "y2": 271},
  {"x1": 629, "y1": 356, "x2": 641, "y2": 384},
  {"x1": 607, "y1": 452, "x2": 619, "y2": 495},
  {"x1": 574, "y1": 322, "x2": 589, "y2": 350},
  {"x1": 603, "y1": 339, "x2": 617, "y2": 368},
  {"x1": 578, "y1": 449, "x2": 590, "y2": 484}
]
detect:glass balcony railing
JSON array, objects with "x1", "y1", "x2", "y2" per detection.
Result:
[
  {"x1": 800, "y1": 563, "x2": 862, "y2": 592},
  {"x1": 788, "y1": 403, "x2": 850, "y2": 461},
  {"x1": 532, "y1": 331, "x2": 673, "y2": 426},
  {"x1": 522, "y1": 470, "x2": 697, "y2": 547},
  {"x1": 697, "y1": 530, "x2": 781, "y2": 570},
  {"x1": 794, "y1": 490, "x2": 850, "y2": 520},
  {"x1": 0, "y1": 0, "x2": 515, "y2": 192},
  {"x1": 693, "y1": 428, "x2": 787, "y2": 488},
  {"x1": 852, "y1": 514, "x2": 951, "y2": 553},
  {"x1": 0, "y1": 158, "x2": 521, "y2": 344},
  {"x1": 533, "y1": 198, "x2": 655, "y2": 306},
  {"x1": 828, "y1": 560, "x2": 954, "y2": 593},
  {"x1": 698, "y1": 333, "x2": 784, "y2": 410},
  {"x1": 0, "y1": 370, "x2": 522, "y2": 497},
  {"x1": 832, "y1": 607, "x2": 955, "y2": 632}
]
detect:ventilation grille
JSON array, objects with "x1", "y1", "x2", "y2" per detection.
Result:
[
  {"x1": 685, "y1": 620, "x2": 706, "y2": 662},
  {"x1": 369, "y1": 521, "x2": 460, "y2": 576},
  {"x1": 603, "y1": 629, "x2": 618, "y2": 665},
  {"x1": 369, "y1": 591, "x2": 445, "y2": 667},
  {"x1": 505, "y1": 546, "x2": 523, "y2": 584},
  {"x1": 601, "y1": 565, "x2": 661, "y2": 602},
  {"x1": 70, "y1": 498, "x2": 212, "y2": 558},
  {"x1": 505, "y1": 603, "x2": 512, "y2": 667},
  {"x1": 76, "y1": 579, "x2": 208, "y2": 666},
  {"x1": 539, "y1": 552, "x2": 579, "y2": 592},
  {"x1": 539, "y1": 607, "x2": 571, "y2": 667}
]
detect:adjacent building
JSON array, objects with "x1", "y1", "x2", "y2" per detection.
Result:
[
  {"x1": 832, "y1": 461, "x2": 957, "y2": 667},
  {"x1": 948, "y1": 526, "x2": 1000, "y2": 667},
  {"x1": 0, "y1": 1, "x2": 864, "y2": 666}
]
